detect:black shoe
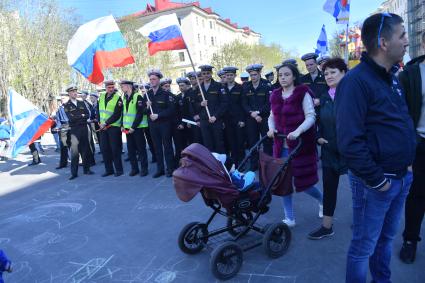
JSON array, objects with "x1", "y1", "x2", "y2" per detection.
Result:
[
  {"x1": 69, "y1": 175, "x2": 78, "y2": 180},
  {"x1": 102, "y1": 172, "x2": 114, "y2": 177},
  {"x1": 140, "y1": 170, "x2": 148, "y2": 177},
  {"x1": 399, "y1": 241, "x2": 417, "y2": 264},
  {"x1": 166, "y1": 171, "x2": 173, "y2": 178},
  {"x1": 28, "y1": 161, "x2": 40, "y2": 166},
  {"x1": 153, "y1": 171, "x2": 164, "y2": 178},
  {"x1": 129, "y1": 170, "x2": 139, "y2": 177},
  {"x1": 114, "y1": 172, "x2": 123, "y2": 177},
  {"x1": 308, "y1": 226, "x2": 334, "y2": 240},
  {"x1": 56, "y1": 165, "x2": 67, "y2": 169},
  {"x1": 84, "y1": 170, "x2": 95, "y2": 175}
]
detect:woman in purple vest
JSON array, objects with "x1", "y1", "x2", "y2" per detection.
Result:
[{"x1": 267, "y1": 63, "x2": 323, "y2": 227}]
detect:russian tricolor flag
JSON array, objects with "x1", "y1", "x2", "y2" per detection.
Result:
[
  {"x1": 67, "y1": 15, "x2": 135, "y2": 84},
  {"x1": 137, "y1": 13, "x2": 187, "y2": 55},
  {"x1": 7, "y1": 88, "x2": 53, "y2": 158}
]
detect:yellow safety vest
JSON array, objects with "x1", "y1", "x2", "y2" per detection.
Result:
[{"x1": 99, "y1": 92, "x2": 121, "y2": 127}]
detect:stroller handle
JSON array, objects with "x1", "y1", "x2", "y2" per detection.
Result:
[{"x1": 237, "y1": 134, "x2": 302, "y2": 172}]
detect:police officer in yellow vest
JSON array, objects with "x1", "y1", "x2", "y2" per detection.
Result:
[
  {"x1": 120, "y1": 80, "x2": 149, "y2": 177},
  {"x1": 97, "y1": 80, "x2": 124, "y2": 177}
]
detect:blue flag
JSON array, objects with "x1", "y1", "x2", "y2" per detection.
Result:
[{"x1": 315, "y1": 25, "x2": 328, "y2": 56}]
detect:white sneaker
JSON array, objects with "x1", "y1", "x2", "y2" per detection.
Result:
[
  {"x1": 319, "y1": 204, "x2": 323, "y2": 218},
  {"x1": 282, "y1": 218, "x2": 296, "y2": 227}
]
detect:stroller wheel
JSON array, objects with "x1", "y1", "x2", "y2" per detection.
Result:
[
  {"x1": 227, "y1": 212, "x2": 253, "y2": 237},
  {"x1": 178, "y1": 222, "x2": 208, "y2": 254},
  {"x1": 263, "y1": 223, "x2": 291, "y2": 258},
  {"x1": 210, "y1": 241, "x2": 243, "y2": 280}
]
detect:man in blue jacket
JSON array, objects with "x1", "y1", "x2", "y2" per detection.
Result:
[{"x1": 336, "y1": 13, "x2": 416, "y2": 283}]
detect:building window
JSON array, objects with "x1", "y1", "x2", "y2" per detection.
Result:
[
  {"x1": 210, "y1": 21, "x2": 213, "y2": 29},
  {"x1": 198, "y1": 34, "x2": 201, "y2": 43},
  {"x1": 196, "y1": 17, "x2": 198, "y2": 25},
  {"x1": 202, "y1": 19, "x2": 205, "y2": 28},
  {"x1": 199, "y1": 51, "x2": 202, "y2": 61},
  {"x1": 211, "y1": 36, "x2": 214, "y2": 46},
  {"x1": 204, "y1": 35, "x2": 207, "y2": 44},
  {"x1": 178, "y1": 52, "x2": 185, "y2": 62}
]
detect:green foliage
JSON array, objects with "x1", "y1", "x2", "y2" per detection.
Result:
[{"x1": 210, "y1": 41, "x2": 301, "y2": 74}]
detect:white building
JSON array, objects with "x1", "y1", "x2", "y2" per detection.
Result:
[
  {"x1": 377, "y1": 0, "x2": 408, "y2": 24},
  {"x1": 121, "y1": 0, "x2": 261, "y2": 77}
]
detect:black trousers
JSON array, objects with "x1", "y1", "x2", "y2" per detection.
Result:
[
  {"x1": 200, "y1": 119, "x2": 225, "y2": 153},
  {"x1": 172, "y1": 125, "x2": 185, "y2": 167},
  {"x1": 87, "y1": 125, "x2": 96, "y2": 165},
  {"x1": 58, "y1": 130, "x2": 70, "y2": 167},
  {"x1": 143, "y1": 127, "x2": 155, "y2": 162},
  {"x1": 100, "y1": 126, "x2": 123, "y2": 174},
  {"x1": 224, "y1": 119, "x2": 245, "y2": 166},
  {"x1": 322, "y1": 166, "x2": 342, "y2": 217},
  {"x1": 126, "y1": 128, "x2": 148, "y2": 173},
  {"x1": 69, "y1": 124, "x2": 90, "y2": 176},
  {"x1": 29, "y1": 143, "x2": 40, "y2": 163},
  {"x1": 149, "y1": 121, "x2": 174, "y2": 173},
  {"x1": 246, "y1": 116, "x2": 272, "y2": 170},
  {"x1": 403, "y1": 138, "x2": 425, "y2": 242}
]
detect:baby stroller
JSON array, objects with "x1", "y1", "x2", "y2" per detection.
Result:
[{"x1": 173, "y1": 134, "x2": 302, "y2": 280}]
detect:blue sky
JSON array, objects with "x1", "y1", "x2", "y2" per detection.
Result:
[{"x1": 59, "y1": 0, "x2": 384, "y2": 55}]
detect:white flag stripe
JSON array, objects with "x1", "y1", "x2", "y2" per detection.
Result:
[
  {"x1": 67, "y1": 15, "x2": 120, "y2": 65},
  {"x1": 136, "y1": 13, "x2": 180, "y2": 36}
]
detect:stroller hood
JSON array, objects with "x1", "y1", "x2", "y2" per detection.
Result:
[{"x1": 173, "y1": 143, "x2": 239, "y2": 204}]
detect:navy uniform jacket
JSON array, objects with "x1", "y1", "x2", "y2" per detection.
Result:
[
  {"x1": 63, "y1": 100, "x2": 90, "y2": 127},
  {"x1": 224, "y1": 82, "x2": 245, "y2": 123},
  {"x1": 300, "y1": 70, "x2": 328, "y2": 98},
  {"x1": 146, "y1": 88, "x2": 175, "y2": 122},
  {"x1": 241, "y1": 78, "x2": 272, "y2": 118},
  {"x1": 197, "y1": 79, "x2": 229, "y2": 120},
  {"x1": 180, "y1": 90, "x2": 196, "y2": 120}
]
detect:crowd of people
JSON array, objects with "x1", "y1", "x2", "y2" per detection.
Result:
[{"x1": 3, "y1": 12, "x2": 424, "y2": 283}]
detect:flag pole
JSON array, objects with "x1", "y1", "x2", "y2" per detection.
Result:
[
  {"x1": 133, "y1": 63, "x2": 154, "y2": 114},
  {"x1": 344, "y1": 23, "x2": 349, "y2": 64},
  {"x1": 182, "y1": 40, "x2": 211, "y2": 119}
]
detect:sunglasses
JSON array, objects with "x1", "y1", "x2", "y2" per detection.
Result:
[{"x1": 377, "y1": 12, "x2": 392, "y2": 48}]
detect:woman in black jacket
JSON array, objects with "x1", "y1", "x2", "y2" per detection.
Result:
[{"x1": 308, "y1": 58, "x2": 348, "y2": 240}]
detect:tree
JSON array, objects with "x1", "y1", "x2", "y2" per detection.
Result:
[
  {"x1": 0, "y1": 0, "x2": 77, "y2": 115},
  {"x1": 211, "y1": 41, "x2": 303, "y2": 76}
]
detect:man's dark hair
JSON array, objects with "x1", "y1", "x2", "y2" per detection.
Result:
[
  {"x1": 361, "y1": 13, "x2": 404, "y2": 55},
  {"x1": 277, "y1": 63, "x2": 301, "y2": 86},
  {"x1": 322, "y1": 58, "x2": 348, "y2": 73}
]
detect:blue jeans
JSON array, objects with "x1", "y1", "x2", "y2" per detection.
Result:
[
  {"x1": 281, "y1": 147, "x2": 323, "y2": 220},
  {"x1": 346, "y1": 171, "x2": 413, "y2": 283}
]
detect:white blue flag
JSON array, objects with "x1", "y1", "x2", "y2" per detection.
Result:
[
  {"x1": 315, "y1": 25, "x2": 328, "y2": 56},
  {"x1": 323, "y1": 0, "x2": 351, "y2": 25}
]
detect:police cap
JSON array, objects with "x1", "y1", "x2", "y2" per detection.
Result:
[
  {"x1": 160, "y1": 78, "x2": 172, "y2": 86},
  {"x1": 222, "y1": 66, "x2": 238, "y2": 74},
  {"x1": 264, "y1": 70, "x2": 274, "y2": 78},
  {"x1": 245, "y1": 64, "x2": 263, "y2": 73},
  {"x1": 119, "y1": 80, "x2": 135, "y2": 85},
  {"x1": 186, "y1": 71, "x2": 197, "y2": 78},
  {"x1": 317, "y1": 55, "x2": 331, "y2": 65},
  {"x1": 301, "y1": 53, "x2": 319, "y2": 62},
  {"x1": 147, "y1": 69, "x2": 163, "y2": 79},
  {"x1": 104, "y1": 80, "x2": 115, "y2": 87},
  {"x1": 199, "y1": 65, "x2": 214, "y2": 72},
  {"x1": 176, "y1": 77, "x2": 191, "y2": 85},
  {"x1": 282, "y1": 58, "x2": 298, "y2": 66},
  {"x1": 217, "y1": 69, "x2": 225, "y2": 77},
  {"x1": 65, "y1": 85, "x2": 77, "y2": 92}
]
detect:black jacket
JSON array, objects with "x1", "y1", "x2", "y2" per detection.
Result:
[
  {"x1": 146, "y1": 88, "x2": 175, "y2": 122},
  {"x1": 197, "y1": 79, "x2": 228, "y2": 120},
  {"x1": 63, "y1": 100, "x2": 90, "y2": 127},
  {"x1": 318, "y1": 91, "x2": 347, "y2": 173},
  {"x1": 224, "y1": 83, "x2": 245, "y2": 123},
  {"x1": 300, "y1": 70, "x2": 328, "y2": 98},
  {"x1": 399, "y1": 55, "x2": 425, "y2": 129},
  {"x1": 242, "y1": 78, "x2": 272, "y2": 118},
  {"x1": 336, "y1": 52, "x2": 416, "y2": 190}
]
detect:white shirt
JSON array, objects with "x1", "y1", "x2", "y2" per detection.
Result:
[{"x1": 268, "y1": 91, "x2": 316, "y2": 135}]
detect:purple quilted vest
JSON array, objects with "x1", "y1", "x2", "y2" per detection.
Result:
[{"x1": 270, "y1": 85, "x2": 318, "y2": 191}]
